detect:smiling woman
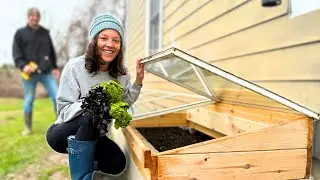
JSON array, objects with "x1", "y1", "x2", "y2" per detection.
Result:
[{"x1": 45, "y1": 14, "x2": 145, "y2": 179}]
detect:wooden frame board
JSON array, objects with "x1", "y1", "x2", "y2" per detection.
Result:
[
  {"x1": 160, "y1": 118, "x2": 310, "y2": 155},
  {"x1": 157, "y1": 149, "x2": 307, "y2": 180},
  {"x1": 131, "y1": 112, "x2": 188, "y2": 128}
]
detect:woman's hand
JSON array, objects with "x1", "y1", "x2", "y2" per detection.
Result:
[{"x1": 135, "y1": 59, "x2": 144, "y2": 86}]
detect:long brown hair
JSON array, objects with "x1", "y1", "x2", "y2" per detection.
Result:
[{"x1": 84, "y1": 35, "x2": 127, "y2": 78}]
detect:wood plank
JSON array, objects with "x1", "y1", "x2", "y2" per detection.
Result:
[
  {"x1": 206, "y1": 103, "x2": 306, "y2": 124},
  {"x1": 150, "y1": 156, "x2": 158, "y2": 180},
  {"x1": 158, "y1": 149, "x2": 307, "y2": 180},
  {"x1": 163, "y1": 119, "x2": 310, "y2": 154},
  {"x1": 163, "y1": 0, "x2": 287, "y2": 48},
  {"x1": 190, "y1": 10, "x2": 320, "y2": 62},
  {"x1": 186, "y1": 107, "x2": 270, "y2": 136},
  {"x1": 163, "y1": 0, "x2": 248, "y2": 45},
  {"x1": 123, "y1": 126, "x2": 153, "y2": 168},
  {"x1": 132, "y1": 112, "x2": 188, "y2": 127},
  {"x1": 188, "y1": 121, "x2": 225, "y2": 139},
  {"x1": 163, "y1": 0, "x2": 210, "y2": 32},
  {"x1": 306, "y1": 117, "x2": 314, "y2": 178}
]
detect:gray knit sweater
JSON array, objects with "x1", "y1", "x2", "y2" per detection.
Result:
[{"x1": 55, "y1": 56, "x2": 142, "y2": 124}]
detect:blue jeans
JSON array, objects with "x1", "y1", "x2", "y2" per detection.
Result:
[{"x1": 22, "y1": 72, "x2": 58, "y2": 114}]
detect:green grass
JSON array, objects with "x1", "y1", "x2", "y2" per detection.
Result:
[
  {"x1": 0, "y1": 98, "x2": 23, "y2": 111},
  {"x1": 38, "y1": 165, "x2": 69, "y2": 180},
  {"x1": 0, "y1": 98, "x2": 57, "y2": 178}
]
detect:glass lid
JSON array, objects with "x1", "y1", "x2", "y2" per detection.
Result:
[{"x1": 137, "y1": 47, "x2": 319, "y2": 120}]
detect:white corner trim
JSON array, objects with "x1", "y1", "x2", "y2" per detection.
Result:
[
  {"x1": 145, "y1": 0, "x2": 150, "y2": 57},
  {"x1": 159, "y1": 0, "x2": 164, "y2": 51}
]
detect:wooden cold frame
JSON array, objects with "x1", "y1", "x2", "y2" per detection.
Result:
[
  {"x1": 123, "y1": 47, "x2": 315, "y2": 179},
  {"x1": 123, "y1": 103, "x2": 313, "y2": 180}
]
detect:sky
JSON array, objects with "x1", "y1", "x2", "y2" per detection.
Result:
[{"x1": 0, "y1": 0, "x2": 87, "y2": 65}]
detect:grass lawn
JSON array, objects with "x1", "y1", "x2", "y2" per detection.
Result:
[{"x1": 0, "y1": 98, "x2": 68, "y2": 179}]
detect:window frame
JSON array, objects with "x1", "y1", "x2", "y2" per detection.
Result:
[{"x1": 146, "y1": 0, "x2": 163, "y2": 56}]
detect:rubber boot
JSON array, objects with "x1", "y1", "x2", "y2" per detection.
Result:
[
  {"x1": 22, "y1": 113, "x2": 32, "y2": 136},
  {"x1": 67, "y1": 135, "x2": 97, "y2": 180}
]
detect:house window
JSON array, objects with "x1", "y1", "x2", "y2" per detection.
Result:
[
  {"x1": 290, "y1": 0, "x2": 320, "y2": 18},
  {"x1": 148, "y1": 0, "x2": 163, "y2": 55}
]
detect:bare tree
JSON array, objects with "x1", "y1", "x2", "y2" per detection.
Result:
[{"x1": 56, "y1": 0, "x2": 126, "y2": 67}]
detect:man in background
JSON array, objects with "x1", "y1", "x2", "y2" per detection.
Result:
[{"x1": 12, "y1": 7, "x2": 60, "y2": 136}]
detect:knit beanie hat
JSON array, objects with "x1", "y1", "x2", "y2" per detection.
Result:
[{"x1": 88, "y1": 14, "x2": 124, "y2": 42}]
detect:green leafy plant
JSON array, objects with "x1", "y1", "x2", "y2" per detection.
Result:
[
  {"x1": 94, "y1": 80, "x2": 124, "y2": 104},
  {"x1": 81, "y1": 80, "x2": 133, "y2": 135},
  {"x1": 110, "y1": 102, "x2": 132, "y2": 129}
]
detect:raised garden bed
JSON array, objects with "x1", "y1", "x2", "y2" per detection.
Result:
[{"x1": 123, "y1": 108, "x2": 313, "y2": 180}]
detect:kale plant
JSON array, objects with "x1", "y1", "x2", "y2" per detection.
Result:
[{"x1": 81, "y1": 80, "x2": 133, "y2": 136}]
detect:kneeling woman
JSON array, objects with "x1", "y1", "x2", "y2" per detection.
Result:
[{"x1": 46, "y1": 14, "x2": 144, "y2": 179}]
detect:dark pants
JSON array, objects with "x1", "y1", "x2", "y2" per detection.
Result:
[{"x1": 46, "y1": 114, "x2": 126, "y2": 175}]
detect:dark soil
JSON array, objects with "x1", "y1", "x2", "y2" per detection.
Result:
[{"x1": 136, "y1": 127, "x2": 213, "y2": 152}]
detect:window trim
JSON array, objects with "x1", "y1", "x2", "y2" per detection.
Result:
[{"x1": 145, "y1": 0, "x2": 163, "y2": 56}]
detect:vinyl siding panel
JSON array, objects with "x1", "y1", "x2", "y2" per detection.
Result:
[
  {"x1": 126, "y1": 0, "x2": 146, "y2": 72},
  {"x1": 161, "y1": 0, "x2": 320, "y2": 113}
]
